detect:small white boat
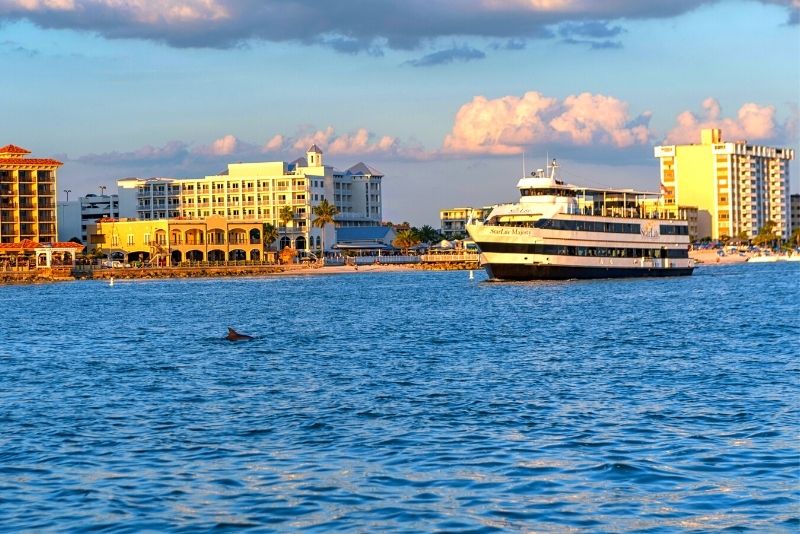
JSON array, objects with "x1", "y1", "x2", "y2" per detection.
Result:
[{"x1": 747, "y1": 255, "x2": 779, "y2": 263}]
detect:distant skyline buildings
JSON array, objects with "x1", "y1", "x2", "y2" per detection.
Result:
[{"x1": 1, "y1": 0, "x2": 797, "y2": 225}]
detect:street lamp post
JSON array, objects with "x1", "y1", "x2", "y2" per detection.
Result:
[
  {"x1": 64, "y1": 189, "x2": 71, "y2": 202},
  {"x1": 99, "y1": 185, "x2": 107, "y2": 196}
]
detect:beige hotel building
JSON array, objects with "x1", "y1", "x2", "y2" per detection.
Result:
[
  {"x1": 655, "y1": 129, "x2": 794, "y2": 241},
  {"x1": 117, "y1": 146, "x2": 383, "y2": 252}
]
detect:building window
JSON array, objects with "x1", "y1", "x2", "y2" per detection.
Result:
[
  {"x1": 127, "y1": 234, "x2": 135, "y2": 245},
  {"x1": 143, "y1": 233, "x2": 150, "y2": 244}
]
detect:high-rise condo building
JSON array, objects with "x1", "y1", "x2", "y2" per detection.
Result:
[
  {"x1": 654, "y1": 129, "x2": 794, "y2": 240},
  {"x1": 0, "y1": 144, "x2": 62, "y2": 243}
]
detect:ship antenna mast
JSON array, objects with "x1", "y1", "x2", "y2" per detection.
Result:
[{"x1": 522, "y1": 151, "x2": 526, "y2": 178}]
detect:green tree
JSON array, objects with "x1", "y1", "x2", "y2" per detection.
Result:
[
  {"x1": 417, "y1": 225, "x2": 439, "y2": 244},
  {"x1": 735, "y1": 230, "x2": 750, "y2": 246},
  {"x1": 393, "y1": 229, "x2": 421, "y2": 254},
  {"x1": 311, "y1": 199, "x2": 340, "y2": 264},
  {"x1": 278, "y1": 206, "x2": 294, "y2": 246},
  {"x1": 753, "y1": 220, "x2": 778, "y2": 249},
  {"x1": 262, "y1": 223, "x2": 278, "y2": 250},
  {"x1": 787, "y1": 227, "x2": 800, "y2": 249}
]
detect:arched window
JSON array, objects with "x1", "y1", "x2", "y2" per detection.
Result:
[
  {"x1": 295, "y1": 236, "x2": 306, "y2": 250},
  {"x1": 279, "y1": 236, "x2": 291, "y2": 249}
]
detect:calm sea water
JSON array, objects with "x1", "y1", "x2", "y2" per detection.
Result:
[{"x1": 1, "y1": 263, "x2": 798, "y2": 532}]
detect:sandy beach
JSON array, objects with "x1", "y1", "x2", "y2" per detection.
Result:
[{"x1": 690, "y1": 249, "x2": 751, "y2": 265}]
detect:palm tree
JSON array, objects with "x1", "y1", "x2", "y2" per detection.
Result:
[
  {"x1": 278, "y1": 206, "x2": 294, "y2": 247},
  {"x1": 417, "y1": 225, "x2": 439, "y2": 244},
  {"x1": 311, "y1": 199, "x2": 339, "y2": 264},
  {"x1": 789, "y1": 227, "x2": 800, "y2": 248},
  {"x1": 753, "y1": 220, "x2": 778, "y2": 249},
  {"x1": 393, "y1": 229, "x2": 421, "y2": 254},
  {"x1": 263, "y1": 223, "x2": 278, "y2": 250}
]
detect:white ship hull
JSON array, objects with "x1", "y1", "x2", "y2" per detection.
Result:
[{"x1": 468, "y1": 217, "x2": 694, "y2": 281}]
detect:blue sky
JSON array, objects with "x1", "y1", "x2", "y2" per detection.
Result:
[{"x1": 1, "y1": 0, "x2": 798, "y2": 225}]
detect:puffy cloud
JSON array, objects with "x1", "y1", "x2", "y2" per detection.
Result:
[
  {"x1": 664, "y1": 98, "x2": 783, "y2": 144},
  {"x1": 290, "y1": 127, "x2": 408, "y2": 157},
  {"x1": 72, "y1": 126, "x2": 417, "y2": 173},
  {"x1": 262, "y1": 134, "x2": 284, "y2": 152},
  {"x1": 290, "y1": 127, "x2": 336, "y2": 152},
  {"x1": 328, "y1": 129, "x2": 398, "y2": 155},
  {"x1": 195, "y1": 133, "x2": 240, "y2": 156},
  {"x1": 443, "y1": 91, "x2": 651, "y2": 155},
  {"x1": 0, "y1": 0, "x2": 795, "y2": 50}
]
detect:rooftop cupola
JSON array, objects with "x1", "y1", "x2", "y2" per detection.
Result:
[{"x1": 307, "y1": 144, "x2": 323, "y2": 167}]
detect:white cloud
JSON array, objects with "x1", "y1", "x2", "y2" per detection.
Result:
[
  {"x1": 665, "y1": 98, "x2": 782, "y2": 144},
  {"x1": 443, "y1": 91, "x2": 651, "y2": 155}
]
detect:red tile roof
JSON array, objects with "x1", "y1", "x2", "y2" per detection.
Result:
[
  {"x1": 0, "y1": 157, "x2": 63, "y2": 166},
  {"x1": 0, "y1": 239, "x2": 42, "y2": 250},
  {"x1": 0, "y1": 240, "x2": 84, "y2": 251},
  {"x1": 0, "y1": 144, "x2": 31, "y2": 155}
]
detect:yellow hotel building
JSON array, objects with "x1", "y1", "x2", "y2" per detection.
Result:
[
  {"x1": 0, "y1": 144, "x2": 62, "y2": 244},
  {"x1": 655, "y1": 129, "x2": 794, "y2": 240},
  {"x1": 87, "y1": 215, "x2": 264, "y2": 264}
]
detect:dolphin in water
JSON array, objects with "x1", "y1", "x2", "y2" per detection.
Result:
[{"x1": 225, "y1": 327, "x2": 254, "y2": 341}]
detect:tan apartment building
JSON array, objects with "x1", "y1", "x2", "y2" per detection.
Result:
[
  {"x1": 0, "y1": 144, "x2": 62, "y2": 244},
  {"x1": 655, "y1": 129, "x2": 794, "y2": 240},
  {"x1": 87, "y1": 215, "x2": 264, "y2": 264}
]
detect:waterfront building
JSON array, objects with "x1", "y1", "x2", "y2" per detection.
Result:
[
  {"x1": 114, "y1": 147, "x2": 383, "y2": 252},
  {"x1": 790, "y1": 194, "x2": 800, "y2": 234},
  {"x1": 440, "y1": 207, "x2": 493, "y2": 239},
  {"x1": 57, "y1": 193, "x2": 120, "y2": 243},
  {"x1": 0, "y1": 144, "x2": 62, "y2": 244},
  {"x1": 334, "y1": 226, "x2": 397, "y2": 252},
  {"x1": 0, "y1": 239, "x2": 84, "y2": 268},
  {"x1": 655, "y1": 129, "x2": 794, "y2": 240},
  {"x1": 117, "y1": 177, "x2": 181, "y2": 220},
  {"x1": 86, "y1": 215, "x2": 264, "y2": 264}
]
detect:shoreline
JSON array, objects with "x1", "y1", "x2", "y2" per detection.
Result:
[
  {"x1": 3, "y1": 252, "x2": 795, "y2": 284},
  {"x1": 0, "y1": 262, "x2": 479, "y2": 285},
  {"x1": 690, "y1": 249, "x2": 751, "y2": 265}
]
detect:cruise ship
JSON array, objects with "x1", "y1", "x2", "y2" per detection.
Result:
[{"x1": 466, "y1": 161, "x2": 694, "y2": 280}]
